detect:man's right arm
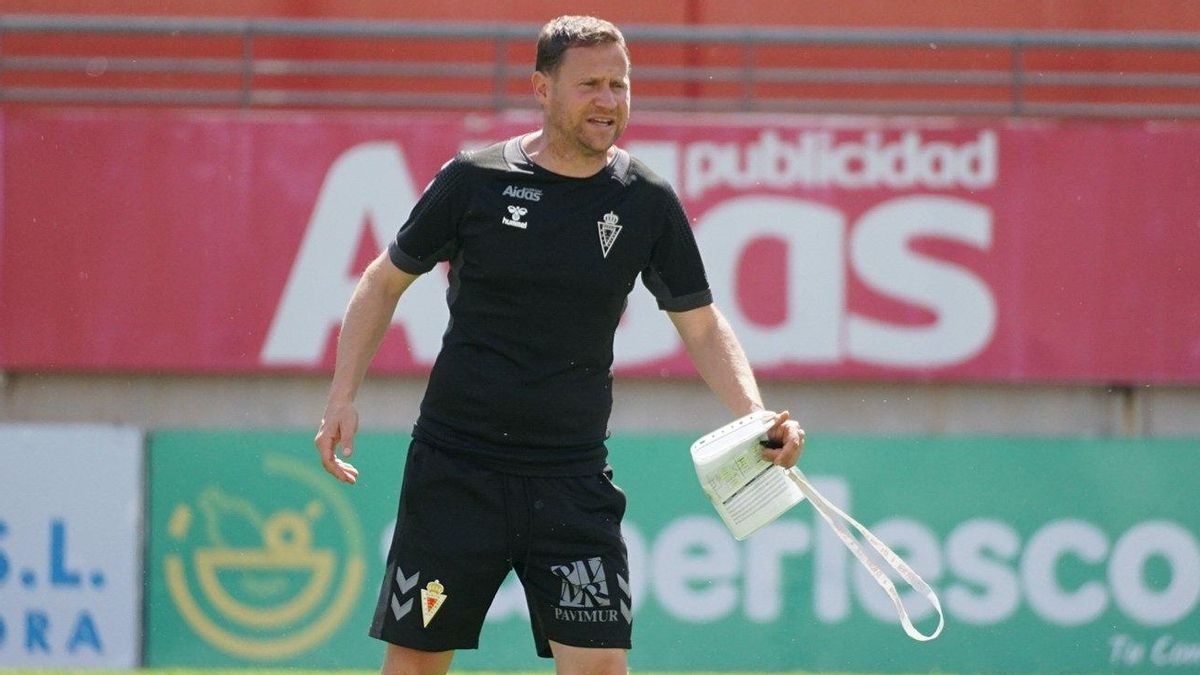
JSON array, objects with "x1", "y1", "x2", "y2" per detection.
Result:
[{"x1": 315, "y1": 252, "x2": 420, "y2": 484}]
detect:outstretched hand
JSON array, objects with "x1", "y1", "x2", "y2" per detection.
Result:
[
  {"x1": 761, "y1": 409, "x2": 805, "y2": 468},
  {"x1": 315, "y1": 401, "x2": 361, "y2": 485}
]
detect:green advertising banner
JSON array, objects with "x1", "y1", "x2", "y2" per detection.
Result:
[{"x1": 146, "y1": 431, "x2": 1200, "y2": 672}]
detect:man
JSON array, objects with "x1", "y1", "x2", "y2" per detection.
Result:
[{"x1": 315, "y1": 15, "x2": 804, "y2": 675}]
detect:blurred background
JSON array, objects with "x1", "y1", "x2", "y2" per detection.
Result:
[{"x1": 1, "y1": 1, "x2": 1198, "y2": 673}]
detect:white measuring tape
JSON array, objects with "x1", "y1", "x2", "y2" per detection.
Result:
[{"x1": 787, "y1": 466, "x2": 944, "y2": 641}]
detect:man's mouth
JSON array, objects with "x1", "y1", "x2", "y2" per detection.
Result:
[{"x1": 588, "y1": 117, "x2": 616, "y2": 127}]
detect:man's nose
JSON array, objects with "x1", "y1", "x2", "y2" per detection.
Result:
[{"x1": 595, "y1": 85, "x2": 618, "y2": 109}]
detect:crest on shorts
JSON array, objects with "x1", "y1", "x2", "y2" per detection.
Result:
[
  {"x1": 420, "y1": 579, "x2": 448, "y2": 627},
  {"x1": 597, "y1": 212, "x2": 622, "y2": 258}
]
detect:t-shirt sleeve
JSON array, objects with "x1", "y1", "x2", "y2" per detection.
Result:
[
  {"x1": 387, "y1": 156, "x2": 470, "y2": 274},
  {"x1": 641, "y1": 185, "x2": 713, "y2": 312}
]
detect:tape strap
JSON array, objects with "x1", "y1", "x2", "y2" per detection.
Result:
[{"x1": 787, "y1": 468, "x2": 944, "y2": 641}]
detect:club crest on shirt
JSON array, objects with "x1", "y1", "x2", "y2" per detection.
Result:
[{"x1": 597, "y1": 212, "x2": 622, "y2": 258}]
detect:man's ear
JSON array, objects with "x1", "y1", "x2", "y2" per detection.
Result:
[{"x1": 532, "y1": 70, "x2": 550, "y2": 105}]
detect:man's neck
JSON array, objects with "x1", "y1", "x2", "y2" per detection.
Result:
[{"x1": 521, "y1": 130, "x2": 613, "y2": 178}]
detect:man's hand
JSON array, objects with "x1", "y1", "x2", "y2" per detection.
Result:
[
  {"x1": 761, "y1": 410, "x2": 805, "y2": 468},
  {"x1": 315, "y1": 400, "x2": 361, "y2": 484}
]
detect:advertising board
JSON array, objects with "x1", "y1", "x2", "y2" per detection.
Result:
[
  {"x1": 0, "y1": 424, "x2": 144, "y2": 668},
  {"x1": 145, "y1": 430, "x2": 1200, "y2": 672},
  {"x1": 4, "y1": 110, "x2": 1199, "y2": 382}
]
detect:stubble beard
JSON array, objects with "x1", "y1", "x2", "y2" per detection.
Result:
[{"x1": 548, "y1": 103, "x2": 626, "y2": 162}]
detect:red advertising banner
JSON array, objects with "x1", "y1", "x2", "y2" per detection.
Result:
[{"x1": 2, "y1": 108, "x2": 1198, "y2": 382}]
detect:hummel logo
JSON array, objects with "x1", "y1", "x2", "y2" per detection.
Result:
[
  {"x1": 502, "y1": 205, "x2": 529, "y2": 229},
  {"x1": 597, "y1": 211, "x2": 622, "y2": 258},
  {"x1": 389, "y1": 566, "x2": 420, "y2": 621},
  {"x1": 503, "y1": 185, "x2": 542, "y2": 202}
]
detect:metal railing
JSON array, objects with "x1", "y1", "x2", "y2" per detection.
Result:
[{"x1": 2, "y1": 14, "x2": 1199, "y2": 118}]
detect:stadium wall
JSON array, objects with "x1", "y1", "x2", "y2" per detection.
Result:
[
  {"x1": 3, "y1": 3, "x2": 1200, "y2": 114},
  {"x1": 1, "y1": 108, "x2": 1198, "y2": 437},
  {"x1": 6, "y1": 0, "x2": 1200, "y2": 29},
  {"x1": 1, "y1": 95, "x2": 1199, "y2": 675}
]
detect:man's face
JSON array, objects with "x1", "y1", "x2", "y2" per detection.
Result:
[{"x1": 537, "y1": 42, "x2": 631, "y2": 157}]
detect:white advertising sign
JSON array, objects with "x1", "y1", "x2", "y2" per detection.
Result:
[{"x1": 0, "y1": 424, "x2": 143, "y2": 668}]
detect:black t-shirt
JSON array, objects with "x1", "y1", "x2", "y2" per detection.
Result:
[{"x1": 389, "y1": 136, "x2": 712, "y2": 475}]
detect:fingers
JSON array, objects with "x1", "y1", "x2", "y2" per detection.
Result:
[
  {"x1": 315, "y1": 418, "x2": 359, "y2": 485},
  {"x1": 778, "y1": 424, "x2": 805, "y2": 467},
  {"x1": 762, "y1": 410, "x2": 806, "y2": 468},
  {"x1": 333, "y1": 456, "x2": 360, "y2": 483},
  {"x1": 323, "y1": 448, "x2": 359, "y2": 484}
]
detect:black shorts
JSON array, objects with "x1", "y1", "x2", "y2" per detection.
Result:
[{"x1": 370, "y1": 440, "x2": 632, "y2": 657}]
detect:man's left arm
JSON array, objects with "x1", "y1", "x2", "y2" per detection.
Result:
[{"x1": 669, "y1": 303, "x2": 806, "y2": 468}]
